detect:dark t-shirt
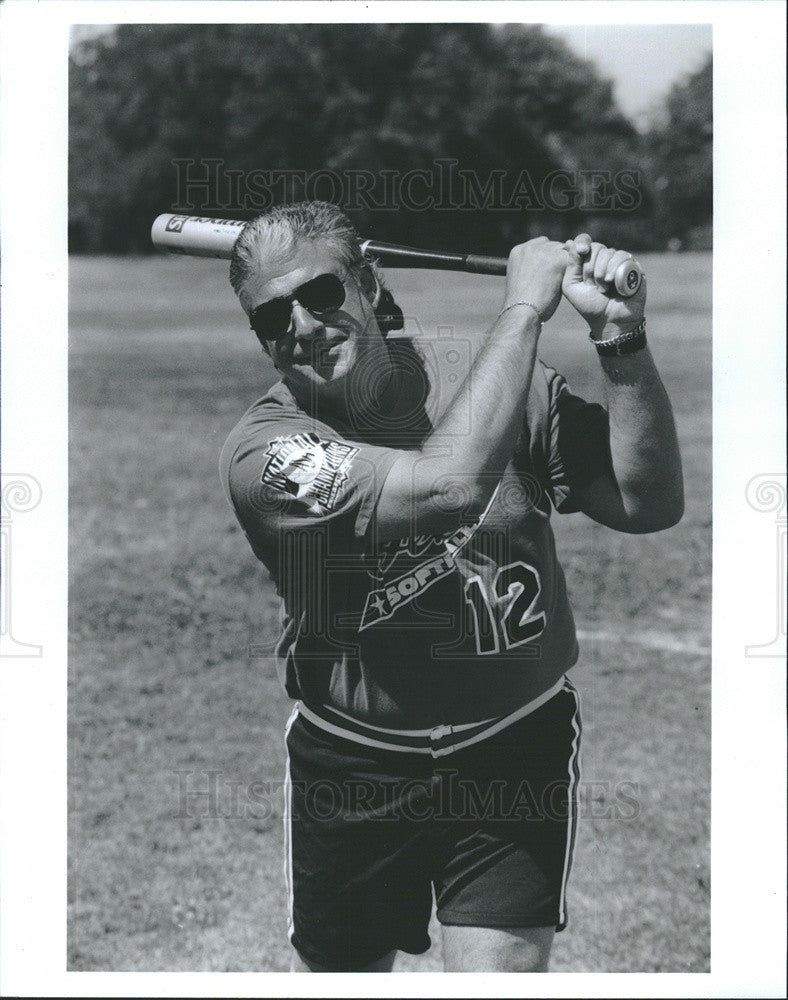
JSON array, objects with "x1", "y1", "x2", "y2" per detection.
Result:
[{"x1": 220, "y1": 359, "x2": 609, "y2": 752}]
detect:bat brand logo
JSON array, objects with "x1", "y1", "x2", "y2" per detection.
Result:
[
  {"x1": 166, "y1": 215, "x2": 246, "y2": 230},
  {"x1": 627, "y1": 268, "x2": 639, "y2": 289},
  {"x1": 261, "y1": 433, "x2": 358, "y2": 514}
]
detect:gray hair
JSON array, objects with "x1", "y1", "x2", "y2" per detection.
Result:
[{"x1": 229, "y1": 201, "x2": 370, "y2": 298}]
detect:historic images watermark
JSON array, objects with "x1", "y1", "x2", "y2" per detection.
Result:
[
  {"x1": 173, "y1": 768, "x2": 640, "y2": 824},
  {"x1": 1, "y1": 474, "x2": 43, "y2": 658},
  {"x1": 172, "y1": 158, "x2": 643, "y2": 215},
  {"x1": 745, "y1": 473, "x2": 787, "y2": 658}
]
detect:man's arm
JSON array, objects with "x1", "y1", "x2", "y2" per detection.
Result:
[
  {"x1": 374, "y1": 238, "x2": 569, "y2": 541},
  {"x1": 562, "y1": 235, "x2": 684, "y2": 533}
]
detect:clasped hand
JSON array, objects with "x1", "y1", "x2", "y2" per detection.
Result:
[{"x1": 505, "y1": 232, "x2": 646, "y2": 337}]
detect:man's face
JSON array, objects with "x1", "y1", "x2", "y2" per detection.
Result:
[{"x1": 239, "y1": 239, "x2": 389, "y2": 410}]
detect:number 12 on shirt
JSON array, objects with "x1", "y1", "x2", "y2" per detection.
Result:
[{"x1": 463, "y1": 560, "x2": 547, "y2": 656}]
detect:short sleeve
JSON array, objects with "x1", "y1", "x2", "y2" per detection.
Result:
[
  {"x1": 544, "y1": 368, "x2": 611, "y2": 514},
  {"x1": 220, "y1": 403, "x2": 401, "y2": 574}
]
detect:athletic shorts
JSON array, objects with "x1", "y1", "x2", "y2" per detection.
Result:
[{"x1": 282, "y1": 679, "x2": 581, "y2": 971}]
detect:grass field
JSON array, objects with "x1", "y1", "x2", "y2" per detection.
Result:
[{"x1": 68, "y1": 252, "x2": 711, "y2": 972}]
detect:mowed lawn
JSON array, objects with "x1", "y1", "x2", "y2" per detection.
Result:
[{"x1": 69, "y1": 252, "x2": 711, "y2": 972}]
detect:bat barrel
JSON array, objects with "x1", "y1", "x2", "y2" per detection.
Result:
[{"x1": 151, "y1": 214, "x2": 246, "y2": 258}]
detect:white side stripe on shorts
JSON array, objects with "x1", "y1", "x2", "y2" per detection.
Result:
[
  {"x1": 558, "y1": 680, "x2": 582, "y2": 927},
  {"x1": 282, "y1": 704, "x2": 299, "y2": 943}
]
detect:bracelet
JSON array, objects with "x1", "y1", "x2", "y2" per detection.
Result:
[
  {"x1": 591, "y1": 318, "x2": 647, "y2": 357},
  {"x1": 497, "y1": 300, "x2": 541, "y2": 324}
]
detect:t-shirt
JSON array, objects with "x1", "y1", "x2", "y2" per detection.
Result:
[{"x1": 220, "y1": 358, "x2": 609, "y2": 755}]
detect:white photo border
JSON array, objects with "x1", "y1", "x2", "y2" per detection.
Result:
[{"x1": 0, "y1": 2, "x2": 785, "y2": 997}]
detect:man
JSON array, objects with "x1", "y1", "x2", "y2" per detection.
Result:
[{"x1": 220, "y1": 201, "x2": 683, "y2": 972}]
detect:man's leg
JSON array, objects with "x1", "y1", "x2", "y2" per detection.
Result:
[
  {"x1": 284, "y1": 713, "x2": 433, "y2": 973},
  {"x1": 434, "y1": 682, "x2": 581, "y2": 973},
  {"x1": 441, "y1": 925, "x2": 555, "y2": 972},
  {"x1": 290, "y1": 948, "x2": 397, "y2": 972}
]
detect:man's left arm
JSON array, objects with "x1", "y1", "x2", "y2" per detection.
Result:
[{"x1": 562, "y1": 234, "x2": 684, "y2": 534}]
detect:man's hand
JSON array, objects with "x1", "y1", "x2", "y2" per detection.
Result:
[
  {"x1": 505, "y1": 237, "x2": 572, "y2": 323},
  {"x1": 562, "y1": 233, "x2": 646, "y2": 338}
]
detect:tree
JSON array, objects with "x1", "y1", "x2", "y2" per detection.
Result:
[
  {"x1": 645, "y1": 54, "x2": 712, "y2": 247},
  {"x1": 69, "y1": 24, "x2": 647, "y2": 253}
]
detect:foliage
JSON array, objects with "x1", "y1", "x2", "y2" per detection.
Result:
[
  {"x1": 69, "y1": 25, "x2": 711, "y2": 253},
  {"x1": 643, "y1": 54, "x2": 713, "y2": 248}
]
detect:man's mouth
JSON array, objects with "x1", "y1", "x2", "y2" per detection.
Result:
[{"x1": 292, "y1": 337, "x2": 347, "y2": 367}]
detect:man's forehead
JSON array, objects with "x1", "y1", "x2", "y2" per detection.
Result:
[{"x1": 244, "y1": 239, "x2": 343, "y2": 302}]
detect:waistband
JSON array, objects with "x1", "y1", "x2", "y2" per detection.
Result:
[{"x1": 295, "y1": 675, "x2": 568, "y2": 758}]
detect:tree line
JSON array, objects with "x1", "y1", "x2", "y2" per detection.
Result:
[{"x1": 69, "y1": 24, "x2": 712, "y2": 254}]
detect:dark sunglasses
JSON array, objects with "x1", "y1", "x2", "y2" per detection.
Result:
[{"x1": 249, "y1": 273, "x2": 346, "y2": 341}]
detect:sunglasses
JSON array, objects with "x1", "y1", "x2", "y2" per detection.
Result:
[{"x1": 249, "y1": 273, "x2": 347, "y2": 342}]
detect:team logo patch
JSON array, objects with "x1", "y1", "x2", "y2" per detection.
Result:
[{"x1": 261, "y1": 432, "x2": 358, "y2": 514}]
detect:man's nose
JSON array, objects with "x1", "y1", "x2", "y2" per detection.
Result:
[{"x1": 291, "y1": 301, "x2": 325, "y2": 343}]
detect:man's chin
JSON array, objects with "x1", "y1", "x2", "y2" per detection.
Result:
[
  {"x1": 283, "y1": 366, "x2": 350, "y2": 413},
  {"x1": 287, "y1": 361, "x2": 345, "y2": 385}
]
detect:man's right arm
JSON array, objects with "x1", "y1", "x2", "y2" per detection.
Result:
[{"x1": 374, "y1": 238, "x2": 569, "y2": 540}]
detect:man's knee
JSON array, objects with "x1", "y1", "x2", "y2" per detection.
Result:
[
  {"x1": 290, "y1": 948, "x2": 397, "y2": 972},
  {"x1": 442, "y1": 924, "x2": 555, "y2": 972}
]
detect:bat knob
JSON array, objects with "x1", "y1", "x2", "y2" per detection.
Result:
[{"x1": 614, "y1": 259, "x2": 643, "y2": 297}]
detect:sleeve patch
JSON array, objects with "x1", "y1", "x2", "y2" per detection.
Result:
[{"x1": 260, "y1": 432, "x2": 359, "y2": 514}]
